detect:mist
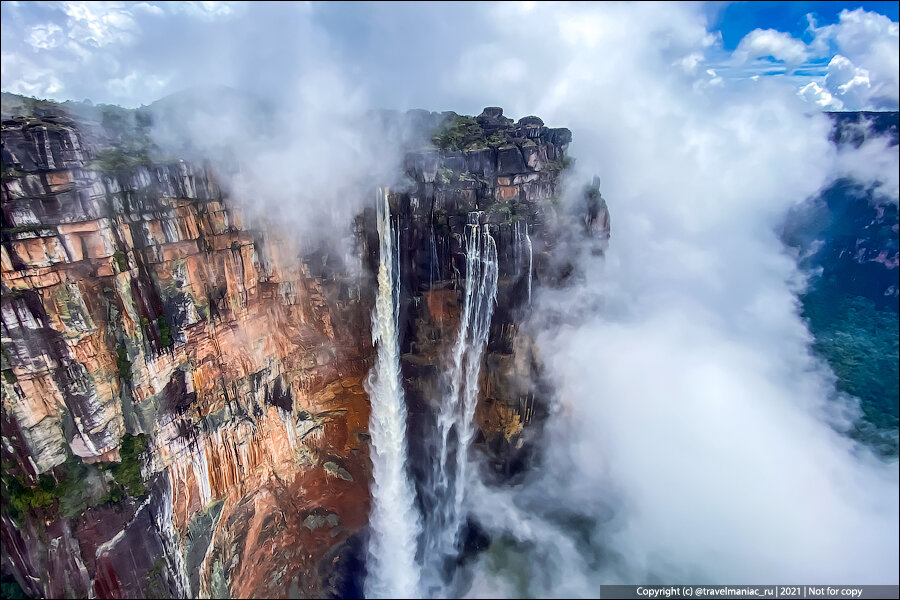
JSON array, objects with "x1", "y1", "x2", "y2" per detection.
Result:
[
  {"x1": 446, "y1": 2, "x2": 900, "y2": 591},
  {"x1": 3, "y1": 0, "x2": 898, "y2": 593}
]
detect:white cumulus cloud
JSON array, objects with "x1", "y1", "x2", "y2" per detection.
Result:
[
  {"x1": 734, "y1": 28, "x2": 810, "y2": 70},
  {"x1": 810, "y1": 8, "x2": 899, "y2": 109}
]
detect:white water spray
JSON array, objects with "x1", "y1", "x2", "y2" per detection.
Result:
[
  {"x1": 364, "y1": 188, "x2": 421, "y2": 599},
  {"x1": 426, "y1": 212, "x2": 499, "y2": 582}
]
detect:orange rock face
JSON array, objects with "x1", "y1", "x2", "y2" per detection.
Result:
[{"x1": 2, "y1": 117, "x2": 376, "y2": 597}]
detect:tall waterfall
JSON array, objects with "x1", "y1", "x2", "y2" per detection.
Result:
[
  {"x1": 364, "y1": 188, "x2": 421, "y2": 599},
  {"x1": 425, "y1": 212, "x2": 499, "y2": 585}
]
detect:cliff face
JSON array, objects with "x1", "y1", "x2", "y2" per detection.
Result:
[
  {"x1": 2, "y1": 112, "x2": 375, "y2": 598},
  {"x1": 382, "y1": 109, "x2": 572, "y2": 481},
  {"x1": 1, "y1": 102, "x2": 572, "y2": 598}
]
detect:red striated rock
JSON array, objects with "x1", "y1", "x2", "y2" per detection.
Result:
[{"x1": 1, "y1": 112, "x2": 376, "y2": 597}]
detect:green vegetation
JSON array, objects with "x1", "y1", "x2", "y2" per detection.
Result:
[
  {"x1": 108, "y1": 433, "x2": 150, "y2": 497},
  {"x1": 431, "y1": 115, "x2": 512, "y2": 152},
  {"x1": 145, "y1": 559, "x2": 166, "y2": 598},
  {"x1": 1, "y1": 162, "x2": 23, "y2": 181},
  {"x1": 116, "y1": 345, "x2": 132, "y2": 382},
  {"x1": 484, "y1": 132, "x2": 508, "y2": 147},
  {"x1": 229, "y1": 240, "x2": 241, "y2": 252},
  {"x1": 113, "y1": 250, "x2": 128, "y2": 273},
  {"x1": 3, "y1": 369, "x2": 15, "y2": 384},
  {"x1": 3, "y1": 471, "x2": 54, "y2": 522},
  {"x1": 157, "y1": 316, "x2": 173, "y2": 347},
  {"x1": 1, "y1": 224, "x2": 48, "y2": 236},
  {"x1": 56, "y1": 455, "x2": 96, "y2": 517},
  {"x1": 485, "y1": 202, "x2": 513, "y2": 220},
  {"x1": 0, "y1": 574, "x2": 28, "y2": 599},
  {"x1": 1, "y1": 444, "x2": 151, "y2": 525},
  {"x1": 90, "y1": 148, "x2": 151, "y2": 177},
  {"x1": 437, "y1": 167, "x2": 455, "y2": 184},
  {"x1": 431, "y1": 115, "x2": 484, "y2": 151},
  {"x1": 803, "y1": 291, "x2": 899, "y2": 451},
  {"x1": 545, "y1": 155, "x2": 573, "y2": 171}
]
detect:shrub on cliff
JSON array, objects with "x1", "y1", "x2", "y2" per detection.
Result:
[
  {"x1": 108, "y1": 433, "x2": 150, "y2": 498},
  {"x1": 157, "y1": 316, "x2": 173, "y2": 347},
  {"x1": 432, "y1": 115, "x2": 484, "y2": 151},
  {"x1": 116, "y1": 345, "x2": 132, "y2": 382},
  {"x1": 90, "y1": 148, "x2": 151, "y2": 177}
]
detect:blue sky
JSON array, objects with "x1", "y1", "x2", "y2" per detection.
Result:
[
  {"x1": 0, "y1": 1, "x2": 897, "y2": 111},
  {"x1": 711, "y1": 1, "x2": 899, "y2": 48}
]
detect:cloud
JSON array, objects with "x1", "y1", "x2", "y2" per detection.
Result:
[
  {"x1": 810, "y1": 8, "x2": 900, "y2": 109},
  {"x1": 413, "y1": 2, "x2": 897, "y2": 590},
  {"x1": 825, "y1": 54, "x2": 872, "y2": 109},
  {"x1": 734, "y1": 28, "x2": 810, "y2": 70},
  {"x1": 833, "y1": 129, "x2": 900, "y2": 204},
  {"x1": 0, "y1": 51, "x2": 65, "y2": 97},
  {"x1": 26, "y1": 23, "x2": 64, "y2": 50},
  {"x1": 167, "y1": 1, "x2": 246, "y2": 21},
  {"x1": 61, "y1": 1, "x2": 139, "y2": 47},
  {"x1": 133, "y1": 3, "x2": 165, "y2": 17},
  {"x1": 797, "y1": 80, "x2": 843, "y2": 110},
  {"x1": 0, "y1": 1, "x2": 250, "y2": 106}
]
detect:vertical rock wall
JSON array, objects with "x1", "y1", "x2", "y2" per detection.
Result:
[{"x1": 2, "y1": 115, "x2": 375, "y2": 598}]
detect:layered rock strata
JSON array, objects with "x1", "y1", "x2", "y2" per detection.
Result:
[{"x1": 1, "y1": 102, "x2": 572, "y2": 598}]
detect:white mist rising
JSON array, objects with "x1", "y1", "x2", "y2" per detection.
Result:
[
  {"x1": 364, "y1": 189, "x2": 422, "y2": 599},
  {"x1": 446, "y1": 2, "x2": 900, "y2": 591}
]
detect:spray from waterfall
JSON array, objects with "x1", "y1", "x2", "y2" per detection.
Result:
[
  {"x1": 425, "y1": 212, "x2": 499, "y2": 587},
  {"x1": 364, "y1": 188, "x2": 421, "y2": 599}
]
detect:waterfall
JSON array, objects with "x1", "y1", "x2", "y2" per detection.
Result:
[
  {"x1": 525, "y1": 222, "x2": 533, "y2": 304},
  {"x1": 425, "y1": 212, "x2": 499, "y2": 586},
  {"x1": 364, "y1": 188, "x2": 421, "y2": 599},
  {"x1": 514, "y1": 221, "x2": 534, "y2": 304}
]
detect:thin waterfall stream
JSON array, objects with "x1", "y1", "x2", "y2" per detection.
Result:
[{"x1": 424, "y1": 212, "x2": 499, "y2": 589}]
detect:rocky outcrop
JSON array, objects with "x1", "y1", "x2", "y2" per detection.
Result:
[
  {"x1": 1, "y1": 102, "x2": 572, "y2": 597},
  {"x1": 378, "y1": 107, "x2": 572, "y2": 479}
]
